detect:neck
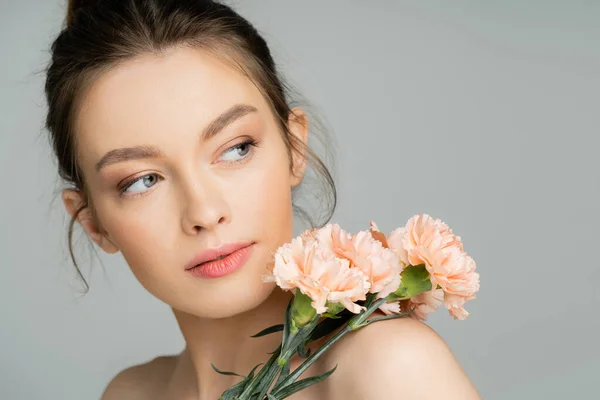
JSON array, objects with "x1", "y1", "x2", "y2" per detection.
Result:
[{"x1": 171, "y1": 287, "x2": 293, "y2": 399}]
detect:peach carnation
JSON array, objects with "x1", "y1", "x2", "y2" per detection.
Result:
[
  {"x1": 407, "y1": 289, "x2": 444, "y2": 321},
  {"x1": 263, "y1": 236, "x2": 370, "y2": 314},
  {"x1": 387, "y1": 214, "x2": 464, "y2": 270},
  {"x1": 317, "y1": 224, "x2": 402, "y2": 299},
  {"x1": 374, "y1": 215, "x2": 479, "y2": 320},
  {"x1": 379, "y1": 288, "x2": 443, "y2": 321},
  {"x1": 424, "y1": 248, "x2": 480, "y2": 319}
]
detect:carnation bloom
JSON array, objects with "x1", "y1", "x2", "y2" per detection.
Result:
[
  {"x1": 406, "y1": 289, "x2": 444, "y2": 321},
  {"x1": 314, "y1": 224, "x2": 355, "y2": 256},
  {"x1": 424, "y1": 248, "x2": 480, "y2": 319},
  {"x1": 263, "y1": 236, "x2": 370, "y2": 314},
  {"x1": 317, "y1": 224, "x2": 402, "y2": 299},
  {"x1": 387, "y1": 214, "x2": 464, "y2": 268},
  {"x1": 378, "y1": 301, "x2": 401, "y2": 315},
  {"x1": 377, "y1": 215, "x2": 479, "y2": 320},
  {"x1": 379, "y1": 289, "x2": 443, "y2": 321}
]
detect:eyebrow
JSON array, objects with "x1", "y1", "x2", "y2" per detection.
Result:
[{"x1": 94, "y1": 103, "x2": 259, "y2": 172}]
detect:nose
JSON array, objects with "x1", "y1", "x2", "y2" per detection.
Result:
[{"x1": 180, "y1": 175, "x2": 231, "y2": 235}]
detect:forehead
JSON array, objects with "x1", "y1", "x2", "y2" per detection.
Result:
[{"x1": 74, "y1": 47, "x2": 269, "y2": 169}]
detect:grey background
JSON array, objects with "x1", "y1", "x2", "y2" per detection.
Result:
[{"x1": 1, "y1": 0, "x2": 598, "y2": 399}]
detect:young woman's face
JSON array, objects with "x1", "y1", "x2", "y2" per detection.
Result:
[{"x1": 68, "y1": 47, "x2": 306, "y2": 318}]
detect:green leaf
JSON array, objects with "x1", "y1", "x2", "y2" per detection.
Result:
[
  {"x1": 219, "y1": 380, "x2": 245, "y2": 400},
  {"x1": 251, "y1": 324, "x2": 284, "y2": 338},
  {"x1": 219, "y1": 377, "x2": 247, "y2": 399},
  {"x1": 239, "y1": 349, "x2": 281, "y2": 398},
  {"x1": 218, "y1": 363, "x2": 262, "y2": 399},
  {"x1": 279, "y1": 317, "x2": 319, "y2": 364},
  {"x1": 364, "y1": 292, "x2": 377, "y2": 308},
  {"x1": 247, "y1": 363, "x2": 262, "y2": 379},
  {"x1": 396, "y1": 264, "x2": 433, "y2": 298},
  {"x1": 297, "y1": 342, "x2": 310, "y2": 358},
  {"x1": 403, "y1": 263, "x2": 429, "y2": 281},
  {"x1": 254, "y1": 360, "x2": 284, "y2": 400},
  {"x1": 267, "y1": 395, "x2": 279, "y2": 400},
  {"x1": 274, "y1": 365, "x2": 338, "y2": 399},
  {"x1": 308, "y1": 311, "x2": 351, "y2": 343},
  {"x1": 211, "y1": 363, "x2": 245, "y2": 377},
  {"x1": 282, "y1": 297, "x2": 293, "y2": 348},
  {"x1": 272, "y1": 325, "x2": 351, "y2": 393}
]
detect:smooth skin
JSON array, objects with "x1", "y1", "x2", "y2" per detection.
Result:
[{"x1": 63, "y1": 46, "x2": 481, "y2": 400}]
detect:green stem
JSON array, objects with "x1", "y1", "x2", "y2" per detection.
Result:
[
  {"x1": 238, "y1": 318, "x2": 318, "y2": 399},
  {"x1": 271, "y1": 296, "x2": 388, "y2": 395},
  {"x1": 363, "y1": 292, "x2": 377, "y2": 308},
  {"x1": 278, "y1": 317, "x2": 319, "y2": 366},
  {"x1": 238, "y1": 348, "x2": 282, "y2": 399},
  {"x1": 348, "y1": 297, "x2": 388, "y2": 330},
  {"x1": 270, "y1": 295, "x2": 411, "y2": 397},
  {"x1": 272, "y1": 324, "x2": 352, "y2": 395}
]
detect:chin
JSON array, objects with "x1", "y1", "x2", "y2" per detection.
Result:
[
  {"x1": 217, "y1": 289, "x2": 276, "y2": 319},
  {"x1": 173, "y1": 276, "x2": 278, "y2": 320}
]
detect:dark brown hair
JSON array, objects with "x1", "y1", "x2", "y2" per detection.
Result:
[{"x1": 45, "y1": 0, "x2": 337, "y2": 292}]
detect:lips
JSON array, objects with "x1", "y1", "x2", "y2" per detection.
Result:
[{"x1": 185, "y1": 241, "x2": 254, "y2": 270}]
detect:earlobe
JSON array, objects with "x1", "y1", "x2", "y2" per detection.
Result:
[
  {"x1": 288, "y1": 107, "x2": 309, "y2": 187},
  {"x1": 61, "y1": 189, "x2": 119, "y2": 254}
]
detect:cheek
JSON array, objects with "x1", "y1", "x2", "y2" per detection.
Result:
[
  {"x1": 94, "y1": 196, "x2": 178, "y2": 294},
  {"x1": 232, "y1": 148, "x2": 295, "y2": 247}
]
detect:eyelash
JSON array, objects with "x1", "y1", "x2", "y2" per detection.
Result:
[{"x1": 117, "y1": 138, "x2": 259, "y2": 199}]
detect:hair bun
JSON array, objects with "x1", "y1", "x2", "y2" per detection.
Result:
[{"x1": 66, "y1": 0, "x2": 93, "y2": 27}]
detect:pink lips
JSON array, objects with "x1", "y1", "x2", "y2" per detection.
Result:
[{"x1": 185, "y1": 242, "x2": 254, "y2": 279}]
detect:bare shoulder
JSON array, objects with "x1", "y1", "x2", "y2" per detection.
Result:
[
  {"x1": 100, "y1": 355, "x2": 178, "y2": 400},
  {"x1": 320, "y1": 317, "x2": 481, "y2": 400}
]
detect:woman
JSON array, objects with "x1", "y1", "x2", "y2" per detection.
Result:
[{"x1": 44, "y1": 0, "x2": 481, "y2": 398}]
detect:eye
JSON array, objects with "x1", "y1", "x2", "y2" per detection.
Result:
[
  {"x1": 121, "y1": 173, "x2": 161, "y2": 196},
  {"x1": 218, "y1": 140, "x2": 256, "y2": 163}
]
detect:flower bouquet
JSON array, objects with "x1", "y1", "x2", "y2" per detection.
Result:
[{"x1": 214, "y1": 214, "x2": 480, "y2": 399}]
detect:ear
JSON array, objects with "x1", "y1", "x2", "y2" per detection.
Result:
[
  {"x1": 62, "y1": 189, "x2": 119, "y2": 254},
  {"x1": 287, "y1": 107, "x2": 309, "y2": 188}
]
